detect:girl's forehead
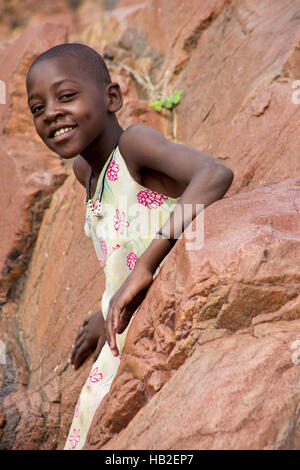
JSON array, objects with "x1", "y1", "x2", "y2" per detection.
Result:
[
  {"x1": 27, "y1": 57, "x2": 95, "y2": 94},
  {"x1": 29, "y1": 56, "x2": 81, "y2": 82}
]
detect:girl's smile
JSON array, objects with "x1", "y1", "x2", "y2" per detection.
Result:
[{"x1": 49, "y1": 124, "x2": 78, "y2": 142}]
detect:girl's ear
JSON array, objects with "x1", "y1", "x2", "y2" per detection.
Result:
[{"x1": 106, "y1": 82, "x2": 123, "y2": 113}]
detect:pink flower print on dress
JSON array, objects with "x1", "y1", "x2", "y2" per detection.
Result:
[
  {"x1": 89, "y1": 367, "x2": 103, "y2": 383},
  {"x1": 137, "y1": 189, "x2": 168, "y2": 209},
  {"x1": 74, "y1": 398, "x2": 80, "y2": 418},
  {"x1": 99, "y1": 236, "x2": 107, "y2": 256},
  {"x1": 68, "y1": 428, "x2": 80, "y2": 449},
  {"x1": 112, "y1": 244, "x2": 121, "y2": 251},
  {"x1": 113, "y1": 209, "x2": 129, "y2": 235},
  {"x1": 92, "y1": 195, "x2": 102, "y2": 212},
  {"x1": 107, "y1": 160, "x2": 119, "y2": 181},
  {"x1": 127, "y1": 251, "x2": 138, "y2": 271},
  {"x1": 85, "y1": 214, "x2": 91, "y2": 230},
  {"x1": 97, "y1": 237, "x2": 107, "y2": 267}
]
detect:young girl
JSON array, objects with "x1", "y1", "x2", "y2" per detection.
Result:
[{"x1": 26, "y1": 43, "x2": 233, "y2": 450}]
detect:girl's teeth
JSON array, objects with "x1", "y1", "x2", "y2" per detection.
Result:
[{"x1": 54, "y1": 127, "x2": 73, "y2": 137}]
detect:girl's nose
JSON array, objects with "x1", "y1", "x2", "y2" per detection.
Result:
[{"x1": 43, "y1": 101, "x2": 64, "y2": 122}]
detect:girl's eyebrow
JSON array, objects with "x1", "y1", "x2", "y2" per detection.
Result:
[
  {"x1": 28, "y1": 79, "x2": 80, "y2": 103},
  {"x1": 52, "y1": 79, "x2": 80, "y2": 88}
]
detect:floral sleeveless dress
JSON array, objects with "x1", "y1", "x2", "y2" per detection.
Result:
[{"x1": 64, "y1": 146, "x2": 178, "y2": 450}]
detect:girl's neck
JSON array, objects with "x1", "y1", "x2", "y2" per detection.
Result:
[{"x1": 81, "y1": 121, "x2": 124, "y2": 179}]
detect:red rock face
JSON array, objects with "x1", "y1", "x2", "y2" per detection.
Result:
[
  {"x1": 84, "y1": 176, "x2": 300, "y2": 450},
  {"x1": 101, "y1": 320, "x2": 300, "y2": 450},
  {"x1": 0, "y1": 0, "x2": 300, "y2": 451},
  {"x1": 0, "y1": 22, "x2": 70, "y2": 450},
  {"x1": 0, "y1": 24, "x2": 71, "y2": 313}
]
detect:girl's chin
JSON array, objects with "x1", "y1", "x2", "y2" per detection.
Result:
[
  {"x1": 44, "y1": 136, "x2": 83, "y2": 159},
  {"x1": 57, "y1": 151, "x2": 79, "y2": 159},
  {"x1": 46, "y1": 143, "x2": 80, "y2": 159}
]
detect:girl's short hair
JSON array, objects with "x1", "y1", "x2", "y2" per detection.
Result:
[{"x1": 27, "y1": 43, "x2": 112, "y2": 85}]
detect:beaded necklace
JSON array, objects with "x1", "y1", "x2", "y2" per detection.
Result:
[{"x1": 86, "y1": 148, "x2": 116, "y2": 217}]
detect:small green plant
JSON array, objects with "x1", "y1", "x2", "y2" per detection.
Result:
[
  {"x1": 116, "y1": 61, "x2": 183, "y2": 141},
  {"x1": 149, "y1": 89, "x2": 184, "y2": 112}
]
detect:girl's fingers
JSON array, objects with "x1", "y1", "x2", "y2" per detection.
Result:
[
  {"x1": 74, "y1": 332, "x2": 86, "y2": 350},
  {"x1": 109, "y1": 336, "x2": 118, "y2": 356},
  {"x1": 74, "y1": 329, "x2": 85, "y2": 346},
  {"x1": 107, "y1": 308, "x2": 119, "y2": 356},
  {"x1": 71, "y1": 335, "x2": 85, "y2": 362},
  {"x1": 117, "y1": 307, "x2": 132, "y2": 334},
  {"x1": 73, "y1": 324, "x2": 85, "y2": 343},
  {"x1": 72, "y1": 340, "x2": 91, "y2": 370},
  {"x1": 117, "y1": 288, "x2": 147, "y2": 333}
]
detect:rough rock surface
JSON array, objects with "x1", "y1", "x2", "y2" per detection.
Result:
[
  {"x1": 85, "y1": 177, "x2": 300, "y2": 450},
  {"x1": 0, "y1": 0, "x2": 300, "y2": 450},
  {"x1": 0, "y1": 22, "x2": 70, "y2": 449},
  {"x1": 102, "y1": 321, "x2": 300, "y2": 450}
]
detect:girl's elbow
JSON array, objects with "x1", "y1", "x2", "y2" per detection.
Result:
[
  {"x1": 214, "y1": 164, "x2": 234, "y2": 196},
  {"x1": 222, "y1": 166, "x2": 234, "y2": 187}
]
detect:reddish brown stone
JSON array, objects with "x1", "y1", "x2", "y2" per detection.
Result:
[
  {"x1": 84, "y1": 177, "x2": 300, "y2": 449},
  {"x1": 102, "y1": 320, "x2": 300, "y2": 450},
  {"x1": 1, "y1": 0, "x2": 300, "y2": 451},
  {"x1": 0, "y1": 23, "x2": 70, "y2": 304},
  {"x1": 0, "y1": 0, "x2": 75, "y2": 43},
  {"x1": 0, "y1": 22, "x2": 69, "y2": 450},
  {"x1": 0, "y1": 136, "x2": 67, "y2": 304}
]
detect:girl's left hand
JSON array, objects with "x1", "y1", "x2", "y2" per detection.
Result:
[{"x1": 106, "y1": 263, "x2": 154, "y2": 356}]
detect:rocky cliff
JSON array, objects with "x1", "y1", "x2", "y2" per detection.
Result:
[{"x1": 0, "y1": 0, "x2": 300, "y2": 450}]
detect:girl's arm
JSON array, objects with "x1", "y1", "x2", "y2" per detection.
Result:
[{"x1": 106, "y1": 125, "x2": 234, "y2": 355}]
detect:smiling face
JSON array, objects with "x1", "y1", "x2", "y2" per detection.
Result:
[{"x1": 26, "y1": 56, "x2": 110, "y2": 159}]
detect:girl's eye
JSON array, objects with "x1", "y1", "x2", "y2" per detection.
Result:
[
  {"x1": 31, "y1": 104, "x2": 44, "y2": 115},
  {"x1": 59, "y1": 92, "x2": 77, "y2": 100},
  {"x1": 30, "y1": 92, "x2": 77, "y2": 115}
]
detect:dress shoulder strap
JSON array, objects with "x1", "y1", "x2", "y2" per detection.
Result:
[{"x1": 88, "y1": 169, "x2": 94, "y2": 201}]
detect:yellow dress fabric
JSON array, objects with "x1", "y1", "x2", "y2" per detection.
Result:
[{"x1": 64, "y1": 146, "x2": 178, "y2": 450}]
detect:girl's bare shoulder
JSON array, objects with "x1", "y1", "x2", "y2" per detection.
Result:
[
  {"x1": 119, "y1": 124, "x2": 167, "y2": 152},
  {"x1": 118, "y1": 125, "x2": 170, "y2": 170}
]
